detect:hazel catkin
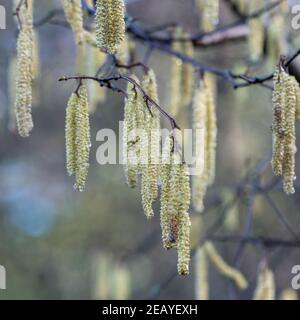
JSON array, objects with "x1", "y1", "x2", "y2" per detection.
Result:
[
  {"x1": 65, "y1": 85, "x2": 91, "y2": 191},
  {"x1": 95, "y1": 0, "x2": 126, "y2": 54},
  {"x1": 15, "y1": 0, "x2": 35, "y2": 138}
]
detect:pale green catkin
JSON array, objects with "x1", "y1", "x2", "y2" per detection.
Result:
[
  {"x1": 282, "y1": 75, "x2": 296, "y2": 195},
  {"x1": 182, "y1": 34, "x2": 195, "y2": 106},
  {"x1": 15, "y1": 0, "x2": 34, "y2": 138},
  {"x1": 195, "y1": 246, "x2": 209, "y2": 300},
  {"x1": 62, "y1": 0, "x2": 85, "y2": 45},
  {"x1": 95, "y1": 0, "x2": 126, "y2": 54},
  {"x1": 196, "y1": 0, "x2": 219, "y2": 32},
  {"x1": 271, "y1": 68, "x2": 297, "y2": 194},
  {"x1": 65, "y1": 85, "x2": 91, "y2": 191},
  {"x1": 253, "y1": 263, "x2": 275, "y2": 300},
  {"x1": 140, "y1": 70, "x2": 160, "y2": 219},
  {"x1": 123, "y1": 76, "x2": 142, "y2": 188}
]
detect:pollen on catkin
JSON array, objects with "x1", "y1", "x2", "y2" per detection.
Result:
[
  {"x1": 95, "y1": 0, "x2": 126, "y2": 54},
  {"x1": 271, "y1": 67, "x2": 297, "y2": 194},
  {"x1": 195, "y1": 246, "x2": 209, "y2": 300},
  {"x1": 62, "y1": 0, "x2": 85, "y2": 45},
  {"x1": 65, "y1": 85, "x2": 91, "y2": 191},
  {"x1": 139, "y1": 70, "x2": 161, "y2": 219},
  {"x1": 253, "y1": 263, "x2": 275, "y2": 300},
  {"x1": 204, "y1": 241, "x2": 248, "y2": 290},
  {"x1": 15, "y1": 0, "x2": 34, "y2": 138},
  {"x1": 123, "y1": 77, "x2": 141, "y2": 188},
  {"x1": 196, "y1": 0, "x2": 219, "y2": 32}
]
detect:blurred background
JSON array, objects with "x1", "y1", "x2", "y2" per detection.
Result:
[{"x1": 0, "y1": 0, "x2": 300, "y2": 300}]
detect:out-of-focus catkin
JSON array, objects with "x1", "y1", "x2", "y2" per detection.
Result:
[
  {"x1": 95, "y1": 0, "x2": 126, "y2": 54},
  {"x1": 204, "y1": 241, "x2": 248, "y2": 290},
  {"x1": 195, "y1": 246, "x2": 209, "y2": 300},
  {"x1": 62, "y1": 0, "x2": 85, "y2": 45},
  {"x1": 248, "y1": 18, "x2": 264, "y2": 62},
  {"x1": 253, "y1": 263, "x2": 275, "y2": 300},
  {"x1": 15, "y1": 0, "x2": 34, "y2": 138},
  {"x1": 196, "y1": 0, "x2": 219, "y2": 32},
  {"x1": 65, "y1": 85, "x2": 91, "y2": 191},
  {"x1": 182, "y1": 34, "x2": 195, "y2": 106},
  {"x1": 280, "y1": 288, "x2": 298, "y2": 300}
]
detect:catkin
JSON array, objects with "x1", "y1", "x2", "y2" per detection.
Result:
[
  {"x1": 112, "y1": 265, "x2": 131, "y2": 300},
  {"x1": 182, "y1": 34, "x2": 195, "y2": 106},
  {"x1": 195, "y1": 246, "x2": 209, "y2": 300},
  {"x1": 123, "y1": 77, "x2": 138, "y2": 188},
  {"x1": 196, "y1": 0, "x2": 219, "y2": 32},
  {"x1": 248, "y1": 17, "x2": 264, "y2": 62},
  {"x1": 271, "y1": 67, "x2": 297, "y2": 194},
  {"x1": 192, "y1": 75, "x2": 217, "y2": 212},
  {"x1": 280, "y1": 288, "x2": 298, "y2": 300},
  {"x1": 204, "y1": 241, "x2": 248, "y2": 290},
  {"x1": 140, "y1": 70, "x2": 161, "y2": 218},
  {"x1": 62, "y1": 0, "x2": 85, "y2": 45},
  {"x1": 253, "y1": 264, "x2": 275, "y2": 300},
  {"x1": 65, "y1": 85, "x2": 91, "y2": 191},
  {"x1": 95, "y1": 0, "x2": 126, "y2": 54},
  {"x1": 15, "y1": 0, "x2": 34, "y2": 138},
  {"x1": 169, "y1": 28, "x2": 184, "y2": 117},
  {"x1": 8, "y1": 53, "x2": 17, "y2": 132}
]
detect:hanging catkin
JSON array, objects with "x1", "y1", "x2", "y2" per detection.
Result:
[
  {"x1": 95, "y1": 0, "x2": 126, "y2": 54},
  {"x1": 253, "y1": 263, "x2": 275, "y2": 300},
  {"x1": 15, "y1": 0, "x2": 34, "y2": 138},
  {"x1": 182, "y1": 34, "x2": 195, "y2": 106},
  {"x1": 196, "y1": 0, "x2": 219, "y2": 32},
  {"x1": 169, "y1": 28, "x2": 184, "y2": 117},
  {"x1": 8, "y1": 53, "x2": 17, "y2": 132},
  {"x1": 192, "y1": 79, "x2": 207, "y2": 212},
  {"x1": 123, "y1": 76, "x2": 143, "y2": 188},
  {"x1": 204, "y1": 241, "x2": 248, "y2": 290},
  {"x1": 62, "y1": 0, "x2": 85, "y2": 45},
  {"x1": 140, "y1": 70, "x2": 161, "y2": 218},
  {"x1": 271, "y1": 67, "x2": 297, "y2": 195},
  {"x1": 192, "y1": 75, "x2": 217, "y2": 212},
  {"x1": 195, "y1": 246, "x2": 209, "y2": 300},
  {"x1": 65, "y1": 85, "x2": 91, "y2": 191}
]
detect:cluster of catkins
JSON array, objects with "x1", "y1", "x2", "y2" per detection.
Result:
[
  {"x1": 123, "y1": 70, "x2": 192, "y2": 275},
  {"x1": 271, "y1": 65, "x2": 300, "y2": 194}
]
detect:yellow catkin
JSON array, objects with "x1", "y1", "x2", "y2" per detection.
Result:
[
  {"x1": 8, "y1": 53, "x2": 17, "y2": 132},
  {"x1": 62, "y1": 0, "x2": 85, "y2": 45},
  {"x1": 75, "y1": 43, "x2": 86, "y2": 76},
  {"x1": 204, "y1": 241, "x2": 248, "y2": 290},
  {"x1": 140, "y1": 70, "x2": 160, "y2": 219},
  {"x1": 267, "y1": 15, "x2": 288, "y2": 71},
  {"x1": 115, "y1": 34, "x2": 130, "y2": 67},
  {"x1": 32, "y1": 30, "x2": 40, "y2": 106},
  {"x1": 182, "y1": 35, "x2": 195, "y2": 106},
  {"x1": 196, "y1": 0, "x2": 219, "y2": 32},
  {"x1": 271, "y1": 67, "x2": 286, "y2": 176},
  {"x1": 272, "y1": 68, "x2": 297, "y2": 194},
  {"x1": 280, "y1": 288, "x2": 298, "y2": 300},
  {"x1": 195, "y1": 246, "x2": 209, "y2": 300},
  {"x1": 295, "y1": 79, "x2": 300, "y2": 122},
  {"x1": 123, "y1": 78, "x2": 140, "y2": 188},
  {"x1": 192, "y1": 79, "x2": 207, "y2": 212},
  {"x1": 253, "y1": 264, "x2": 275, "y2": 300},
  {"x1": 93, "y1": 253, "x2": 112, "y2": 300},
  {"x1": 15, "y1": 0, "x2": 34, "y2": 138},
  {"x1": 248, "y1": 18, "x2": 264, "y2": 62},
  {"x1": 205, "y1": 74, "x2": 217, "y2": 186},
  {"x1": 65, "y1": 85, "x2": 91, "y2": 191},
  {"x1": 282, "y1": 75, "x2": 297, "y2": 195},
  {"x1": 160, "y1": 136, "x2": 174, "y2": 248},
  {"x1": 169, "y1": 28, "x2": 184, "y2": 117},
  {"x1": 95, "y1": 0, "x2": 126, "y2": 54},
  {"x1": 112, "y1": 265, "x2": 131, "y2": 300}
]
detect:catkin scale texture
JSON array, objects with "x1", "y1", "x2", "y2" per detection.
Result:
[
  {"x1": 15, "y1": 0, "x2": 35, "y2": 138},
  {"x1": 95, "y1": 0, "x2": 126, "y2": 54}
]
